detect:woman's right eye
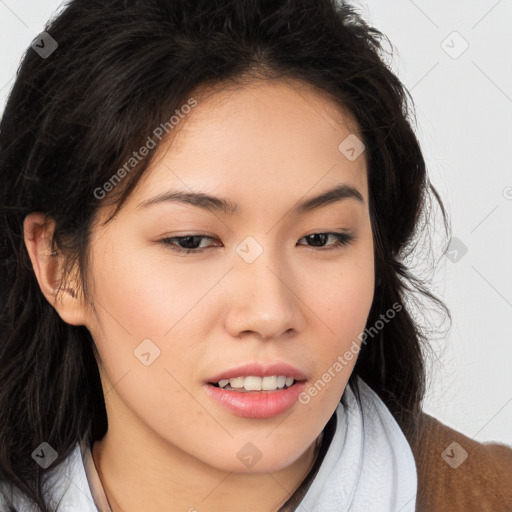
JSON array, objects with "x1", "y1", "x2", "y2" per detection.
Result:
[{"x1": 160, "y1": 235, "x2": 218, "y2": 254}]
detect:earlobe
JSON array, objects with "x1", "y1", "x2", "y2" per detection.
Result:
[{"x1": 23, "y1": 212, "x2": 88, "y2": 326}]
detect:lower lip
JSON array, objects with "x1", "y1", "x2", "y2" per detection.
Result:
[{"x1": 203, "y1": 381, "x2": 307, "y2": 419}]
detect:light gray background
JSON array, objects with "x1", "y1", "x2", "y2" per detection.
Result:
[{"x1": 1, "y1": 0, "x2": 511, "y2": 445}]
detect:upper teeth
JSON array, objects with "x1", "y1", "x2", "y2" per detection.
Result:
[{"x1": 217, "y1": 376, "x2": 295, "y2": 391}]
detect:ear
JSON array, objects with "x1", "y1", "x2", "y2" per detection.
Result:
[{"x1": 23, "y1": 212, "x2": 88, "y2": 326}]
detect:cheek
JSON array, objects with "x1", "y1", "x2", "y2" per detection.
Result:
[
  {"x1": 86, "y1": 239, "x2": 220, "y2": 396},
  {"x1": 293, "y1": 259, "x2": 374, "y2": 424},
  {"x1": 297, "y1": 237, "x2": 374, "y2": 392},
  {"x1": 87, "y1": 247, "x2": 215, "y2": 440},
  {"x1": 88, "y1": 236, "x2": 210, "y2": 340},
  {"x1": 304, "y1": 240, "x2": 374, "y2": 336}
]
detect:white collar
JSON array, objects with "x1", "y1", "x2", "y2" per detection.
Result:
[{"x1": 298, "y1": 376, "x2": 417, "y2": 511}]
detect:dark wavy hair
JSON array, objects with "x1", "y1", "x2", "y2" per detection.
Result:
[{"x1": 0, "y1": 0, "x2": 450, "y2": 509}]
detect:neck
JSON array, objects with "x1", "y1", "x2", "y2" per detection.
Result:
[{"x1": 92, "y1": 426, "x2": 323, "y2": 512}]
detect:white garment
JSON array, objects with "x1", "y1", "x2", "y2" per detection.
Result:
[
  {"x1": 299, "y1": 376, "x2": 418, "y2": 511},
  {"x1": 0, "y1": 376, "x2": 417, "y2": 511}
]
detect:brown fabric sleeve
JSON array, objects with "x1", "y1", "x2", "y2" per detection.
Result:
[{"x1": 411, "y1": 411, "x2": 512, "y2": 512}]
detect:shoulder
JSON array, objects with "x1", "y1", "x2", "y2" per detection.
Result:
[{"x1": 410, "y1": 411, "x2": 512, "y2": 512}]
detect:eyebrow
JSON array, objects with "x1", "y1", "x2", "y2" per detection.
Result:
[{"x1": 136, "y1": 183, "x2": 364, "y2": 216}]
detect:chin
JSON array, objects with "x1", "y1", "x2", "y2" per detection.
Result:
[{"x1": 208, "y1": 443, "x2": 308, "y2": 475}]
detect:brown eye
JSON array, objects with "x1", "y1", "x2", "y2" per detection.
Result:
[
  {"x1": 160, "y1": 235, "x2": 219, "y2": 254},
  {"x1": 297, "y1": 232, "x2": 355, "y2": 249}
]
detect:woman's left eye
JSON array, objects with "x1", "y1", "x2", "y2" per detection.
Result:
[
  {"x1": 159, "y1": 232, "x2": 355, "y2": 255},
  {"x1": 298, "y1": 232, "x2": 355, "y2": 250}
]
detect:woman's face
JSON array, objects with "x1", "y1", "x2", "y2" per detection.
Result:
[{"x1": 84, "y1": 78, "x2": 374, "y2": 473}]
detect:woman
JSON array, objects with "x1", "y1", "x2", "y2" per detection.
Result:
[{"x1": 0, "y1": 0, "x2": 510, "y2": 511}]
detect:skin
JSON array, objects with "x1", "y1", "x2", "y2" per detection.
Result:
[{"x1": 24, "y1": 78, "x2": 375, "y2": 512}]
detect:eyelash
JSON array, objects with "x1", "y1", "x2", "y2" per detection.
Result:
[{"x1": 159, "y1": 232, "x2": 355, "y2": 254}]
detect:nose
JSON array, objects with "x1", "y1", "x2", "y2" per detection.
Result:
[{"x1": 223, "y1": 250, "x2": 304, "y2": 341}]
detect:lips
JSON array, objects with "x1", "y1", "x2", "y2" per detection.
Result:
[
  {"x1": 203, "y1": 380, "x2": 308, "y2": 418},
  {"x1": 206, "y1": 361, "x2": 309, "y2": 384},
  {"x1": 203, "y1": 361, "x2": 310, "y2": 418}
]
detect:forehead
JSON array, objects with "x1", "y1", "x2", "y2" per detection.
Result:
[
  {"x1": 101, "y1": 78, "x2": 368, "y2": 225},
  {"x1": 191, "y1": 77, "x2": 359, "y2": 132},
  {"x1": 167, "y1": 77, "x2": 363, "y2": 163}
]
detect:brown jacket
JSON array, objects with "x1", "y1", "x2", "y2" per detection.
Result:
[{"x1": 412, "y1": 412, "x2": 512, "y2": 511}]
